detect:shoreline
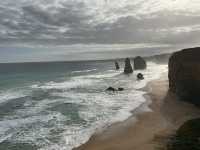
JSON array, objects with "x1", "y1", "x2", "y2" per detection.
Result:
[{"x1": 74, "y1": 72, "x2": 200, "y2": 150}]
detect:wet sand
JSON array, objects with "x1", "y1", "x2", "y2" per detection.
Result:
[{"x1": 74, "y1": 73, "x2": 200, "y2": 150}]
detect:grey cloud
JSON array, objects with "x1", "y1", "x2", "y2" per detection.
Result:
[
  {"x1": 0, "y1": 0, "x2": 200, "y2": 46},
  {"x1": 22, "y1": 2, "x2": 92, "y2": 27},
  {"x1": 59, "y1": 12, "x2": 200, "y2": 44}
]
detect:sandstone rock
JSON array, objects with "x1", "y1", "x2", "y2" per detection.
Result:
[
  {"x1": 168, "y1": 47, "x2": 200, "y2": 105},
  {"x1": 134, "y1": 56, "x2": 147, "y2": 70},
  {"x1": 124, "y1": 58, "x2": 133, "y2": 74},
  {"x1": 115, "y1": 61, "x2": 120, "y2": 70}
]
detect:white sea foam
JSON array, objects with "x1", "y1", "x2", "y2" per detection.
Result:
[
  {"x1": 16, "y1": 98, "x2": 60, "y2": 117},
  {"x1": 31, "y1": 78, "x2": 98, "y2": 90},
  {"x1": 0, "y1": 62, "x2": 168, "y2": 150},
  {"x1": 60, "y1": 62, "x2": 168, "y2": 150},
  {"x1": 0, "y1": 112, "x2": 67, "y2": 145},
  {"x1": 38, "y1": 63, "x2": 168, "y2": 150},
  {"x1": 0, "y1": 90, "x2": 26, "y2": 104},
  {"x1": 71, "y1": 69, "x2": 97, "y2": 73},
  {"x1": 50, "y1": 91, "x2": 148, "y2": 150},
  {"x1": 30, "y1": 69, "x2": 120, "y2": 92},
  {"x1": 0, "y1": 114, "x2": 54, "y2": 134},
  {"x1": 133, "y1": 62, "x2": 168, "y2": 89},
  {"x1": 84, "y1": 70, "x2": 120, "y2": 79}
]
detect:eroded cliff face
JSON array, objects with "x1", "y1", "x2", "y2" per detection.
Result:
[{"x1": 168, "y1": 47, "x2": 200, "y2": 105}]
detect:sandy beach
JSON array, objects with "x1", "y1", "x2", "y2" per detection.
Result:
[{"x1": 74, "y1": 73, "x2": 200, "y2": 150}]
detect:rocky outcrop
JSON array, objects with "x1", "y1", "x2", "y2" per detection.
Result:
[
  {"x1": 106, "y1": 87, "x2": 124, "y2": 92},
  {"x1": 168, "y1": 47, "x2": 200, "y2": 105},
  {"x1": 167, "y1": 118, "x2": 200, "y2": 150},
  {"x1": 118, "y1": 87, "x2": 124, "y2": 91},
  {"x1": 115, "y1": 61, "x2": 120, "y2": 70},
  {"x1": 137, "y1": 73, "x2": 144, "y2": 80},
  {"x1": 124, "y1": 58, "x2": 133, "y2": 74},
  {"x1": 106, "y1": 87, "x2": 117, "y2": 92},
  {"x1": 134, "y1": 56, "x2": 147, "y2": 70}
]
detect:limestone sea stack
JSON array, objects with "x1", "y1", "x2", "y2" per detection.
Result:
[
  {"x1": 168, "y1": 47, "x2": 200, "y2": 106},
  {"x1": 115, "y1": 61, "x2": 120, "y2": 70},
  {"x1": 124, "y1": 58, "x2": 133, "y2": 74},
  {"x1": 134, "y1": 56, "x2": 147, "y2": 70}
]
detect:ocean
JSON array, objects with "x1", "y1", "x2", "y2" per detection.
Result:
[{"x1": 0, "y1": 60, "x2": 167, "y2": 150}]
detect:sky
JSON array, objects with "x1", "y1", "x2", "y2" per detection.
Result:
[{"x1": 1, "y1": 0, "x2": 200, "y2": 62}]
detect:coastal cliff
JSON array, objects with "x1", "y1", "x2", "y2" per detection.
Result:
[
  {"x1": 168, "y1": 47, "x2": 200, "y2": 150},
  {"x1": 168, "y1": 47, "x2": 200, "y2": 106}
]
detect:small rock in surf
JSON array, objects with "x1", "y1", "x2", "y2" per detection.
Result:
[{"x1": 137, "y1": 73, "x2": 144, "y2": 80}]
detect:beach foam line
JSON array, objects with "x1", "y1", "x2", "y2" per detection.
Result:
[
  {"x1": 71, "y1": 69, "x2": 97, "y2": 74},
  {"x1": 69, "y1": 63, "x2": 168, "y2": 150},
  {"x1": 0, "y1": 112, "x2": 67, "y2": 144},
  {"x1": 30, "y1": 78, "x2": 98, "y2": 90},
  {"x1": 30, "y1": 69, "x2": 121, "y2": 91},
  {"x1": 82, "y1": 71, "x2": 121, "y2": 79},
  {"x1": 2, "y1": 62, "x2": 168, "y2": 150},
  {"x1": 0, "y1": 90, "x2": 26, "y2": 105}
]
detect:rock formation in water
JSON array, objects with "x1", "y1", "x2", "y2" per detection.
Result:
[
  {"x1": 118, "y1": 87, "x2": 124, "y2": 91},
  {"x1": 168, "y1": 47, "x2": 200, "y2": 105},
  {"x1": 115, "y1": 61, "x2": 120, "y2": 70},
  {"x1": 124, "y1": 58, "x2": 133, "y2": 74},
  {"x1": 137, "y1": 73, "x2": 144, "y2": 80},
  {"x1": 106, "y1": 87, "x2": 117, "y2": 92},
  {"x1": 106, "y1": 87, "x2": 124, "y2": 92},
  {"x1": 134, "y1": 56, "x2": 147, "y2": 70}
]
